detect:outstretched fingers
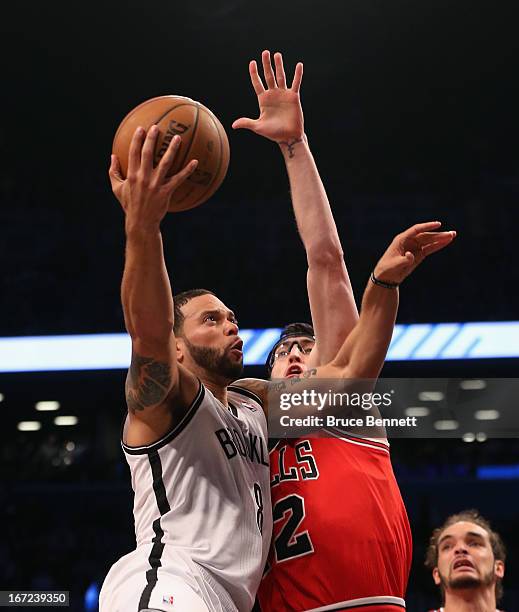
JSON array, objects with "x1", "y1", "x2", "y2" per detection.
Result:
[
  {"x1": 261, "y1": 49, "x2": 277, "y2": 88},
  {"x1": 128, "y1": 126, "x2": 146, "y2": 177},
  {"x1": 421, "y1": 231, "x2": 457, "y2": 256},
  {"x1": 291, "y1": 62, "x2": 303, "y2": 92},
  {"x1": 165, "y1": 159, "x2": 198, "y2": 194},
  {"x1": 249, "y1": 60, "x2": 265, "y2": 96},
  {"x1": 155, "y1": 135, "x2": 182, "y2": 183},
  {"x1": 231, "y1": 116, "x2": 258, "y2": 131},
  {"x1": 273, "y1": 52, "x2": 287, "y2": 88},
  {"x1": 403, "y1": 221, "x2": 442, "y2": 238},
  {"x1": 140, "y1": 125, "x2": 159, "y2": 176},
  {"x1": 415, "y1": 230, "x2": 456, "y2": 246}
]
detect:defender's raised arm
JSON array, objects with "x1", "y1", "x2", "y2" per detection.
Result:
[
  {"x1": 233, "y1": 50, "x2": 358, "y2": 366},
  {"x1": 239, "y1": 222, "x2": 456, "y2": 411},
  {"x1": 324, "y1": 222, "x2": 456, "y2": 379}
]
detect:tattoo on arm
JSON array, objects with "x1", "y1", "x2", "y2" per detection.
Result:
[
  {"x1": 125, "y1": 353, "x2": 172, "y2": 413},
  {"x1": 279, "y1": 138, "x2": 303, "y2": 158}
]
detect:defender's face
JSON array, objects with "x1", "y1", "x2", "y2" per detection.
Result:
[
  {"x1": 433, "y1": 521, "x2": 504, "y2": 591},
  {"x1": 179, "y1": 294, "x2": 243, "y2": 366},
  {"x1": 269, "y1": 336, "x2": 315, "y2": 379}
]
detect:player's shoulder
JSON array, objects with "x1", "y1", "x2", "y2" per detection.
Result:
[{"x1": 229, "y1": 378, "x2": 268, "y2": 408}]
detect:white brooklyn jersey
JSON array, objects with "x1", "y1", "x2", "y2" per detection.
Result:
[{"x1": 120, "y1": 382, "x2": 272, "y2": 612}]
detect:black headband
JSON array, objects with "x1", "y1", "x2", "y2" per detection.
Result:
[{"x1": 265, "y1": 332, "x2": 315, "y2": 374}]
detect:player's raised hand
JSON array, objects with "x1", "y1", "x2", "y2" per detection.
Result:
[
  {"x1": 109, "y1": 126, "x2": 198, "y2": 229},
  {"x1": 232, "y1": 50, "x2": 304, "y2": 144},
  {"x1": 373, "y1": 222, "x2": 456, "y2": 285}
]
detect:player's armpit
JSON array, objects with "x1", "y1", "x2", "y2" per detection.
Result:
[{"x1": 231, "y1": 377, "x2": 270, "y2": 414}]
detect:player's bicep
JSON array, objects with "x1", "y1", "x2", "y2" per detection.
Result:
[
  {"x1": 125, "y1": 337, "x2": 178, "y2": 414},
  {"x1": 125, "y1": 337, "x2": 200, "y2": 446}
]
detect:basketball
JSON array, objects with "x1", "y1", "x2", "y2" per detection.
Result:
[{"x1": 112, "y1": 95, "x2": 230, "y2": 212}]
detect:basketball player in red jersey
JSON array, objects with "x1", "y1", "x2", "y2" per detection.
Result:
[
  {"x1": 425, "y1": 510, "x2": 506, "y2": 612},
  {"x1": 234, "y1": 51, "x2": 434, "y2": 611}
]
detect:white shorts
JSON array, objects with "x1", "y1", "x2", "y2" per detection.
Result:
[{"x1": 99, "y1": 545, "x2": 238, "y2": 612}]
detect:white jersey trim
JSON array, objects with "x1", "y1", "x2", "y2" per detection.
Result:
[
  {"x1": 228, "y1": 384, "x2": 264, "y2": 408},
  {"x1": 334, "y1": 435, "x2": 390, "y2": 455},
  {"x1": 305, "y1": 595, "x2": 406, "y2": 611},
  {"x1": 324, "y1": 429, "x2": 390, "y2": 454},
  {"x1": 268, "y1": 434, "x2": 390, "y2": 457},
  {"x1": 122, "y1": 382, "x2": 205, "y2": 455}
]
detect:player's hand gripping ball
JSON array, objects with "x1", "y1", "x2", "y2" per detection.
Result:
[{"x1": 112, "y1": 96, "x2": 230, "y2": 212}]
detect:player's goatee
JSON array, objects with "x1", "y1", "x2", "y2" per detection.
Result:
[
  {"x1": 184, "y1": 339, "x2": 243, "y2": 379},
  {"x1": 440, "y1": 569, "x2": 494, "y2": 590}
]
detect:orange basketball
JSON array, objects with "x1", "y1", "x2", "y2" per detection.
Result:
[{"x1": 112, "y1": 95, "x2": 230, "y2": 212}]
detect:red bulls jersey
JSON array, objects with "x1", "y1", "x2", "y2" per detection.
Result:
[{"x1": 258, "y1": 434, "x2": 412, "y2": 612}]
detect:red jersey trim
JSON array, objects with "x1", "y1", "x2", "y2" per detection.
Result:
[{"x1": 305, "y1": 596, "x2": 405, "y2": 611}]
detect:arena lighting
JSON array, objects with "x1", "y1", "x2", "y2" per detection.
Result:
[
  {"x1": 404, "y1": 406, "x2": 430, "y2": 417},
  {"x1": 35, "y1": 400, "x2": 60, "y2": 411},
  {"x1": 476, "y1": 432, "x2": 488, "y2": 442},
  {"x1": 478, "y1": 464, "x2": 519, "y2": 480},
  {"x1": 0, "y1": 320, "x2": 518, "y2": 372},
  {"x1": 460, "y1": 379, "x2": 487, "y2": 390},
  {"x1": 433, "y1": 419, "x2": 459, "y2": 431},
  {"x1": 17, "y1": 421, "x2": 41, "y2": 431},
  {"x1": 54, "y1": 416, "x2": 78, "y2": 426},
  {"x1": 0, "y1": 393, "x2": 4, "y2": 401},
  {"x1": 84, "y1": 581, "x2": 100, "y2": 611},
  {"x1": 474, "y1": 409, "x2": 500, "y2": 421},
  {"x1": 418, "y1": 391, "x2": 445, "y2": 402},
  {"x1": 462, "y1": 432, "x2": 476, "y2": 443}
]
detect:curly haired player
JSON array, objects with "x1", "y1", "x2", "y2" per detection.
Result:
[{"x1": 425, "y1": 510, "x2": 506, "y2": 612}]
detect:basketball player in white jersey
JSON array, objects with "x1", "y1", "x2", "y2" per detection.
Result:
[
  {"x1": 102, "y1": 132, "x2": 272, "y2": 612},
  {"x1": 103, "y1": 81, "x2": 455, "y2": 610},
  {"x1": 425, "y1": 510, "x2": 507, "y2": 612}
]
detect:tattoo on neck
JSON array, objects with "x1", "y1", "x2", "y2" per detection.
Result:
[{"x1": 280, "y1": 138, "x2": 303, "y2": 158}]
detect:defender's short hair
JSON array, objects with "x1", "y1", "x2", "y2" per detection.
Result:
[{"x1": 266, "y1": 322, "x2": 315, "y2": 374}]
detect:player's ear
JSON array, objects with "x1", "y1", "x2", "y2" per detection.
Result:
[
  {"x1": 495, "y1": 559, "x2": 505, "y2": 579},
  {"x1": 176, "y1": 338, "x2": 185, "y2": 363},
  {"x1": 432, "y1": 567, "x2": 441, "y2": 586}
]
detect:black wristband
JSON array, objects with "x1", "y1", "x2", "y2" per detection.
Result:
[{"x1": 370, "y1": 271, "x2": 399, "y2": 289}]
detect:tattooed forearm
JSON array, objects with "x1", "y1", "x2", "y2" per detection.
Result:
[
  {"x1": 279, "y1": 138, "x2": 303, "y2": 158},
  {"x1": 125, "y1": 353, "x2": 172, "y2": 413}
]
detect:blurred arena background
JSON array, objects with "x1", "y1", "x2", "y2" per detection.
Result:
[{"x1": 1, "y1": 0, "x2": 518, "y2": 609}]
